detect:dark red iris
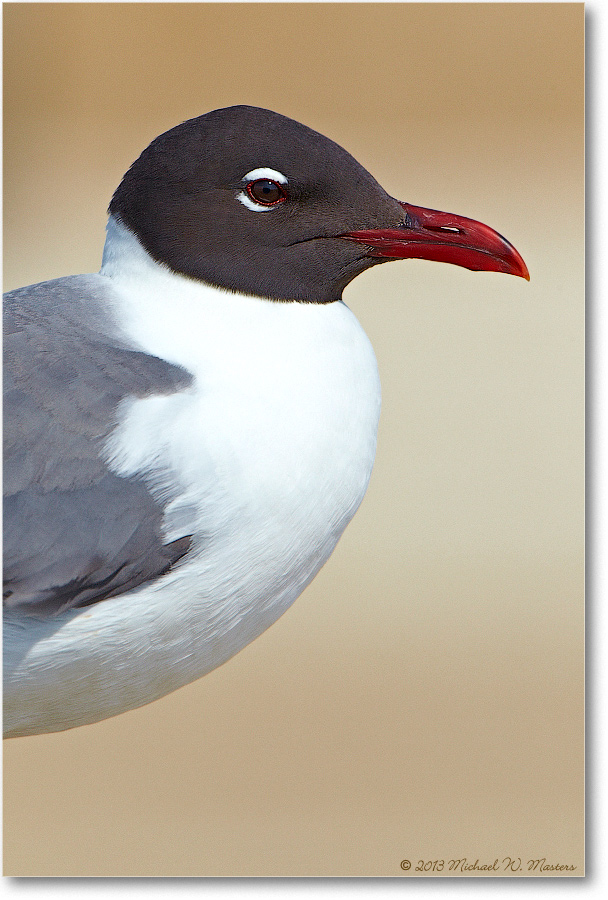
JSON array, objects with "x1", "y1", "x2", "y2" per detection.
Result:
[{"x1": 246, "y1": 179, "x2": 287, "y2": 206}]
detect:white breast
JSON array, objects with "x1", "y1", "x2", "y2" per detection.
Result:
[{"x1": 4, "y1": 220, "x2": 381, "y2": 736}]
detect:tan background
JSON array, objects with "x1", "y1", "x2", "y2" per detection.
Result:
[{"x1": 3, "y1": 2, "x2": 584, "y2": 877}]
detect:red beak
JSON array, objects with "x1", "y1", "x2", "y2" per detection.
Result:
[{"x1": 342, "y1": 201, "x2": 529, "y2": 281}]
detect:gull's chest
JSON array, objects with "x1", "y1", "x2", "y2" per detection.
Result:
[{"x1": 105, "y1": 278, "x2": 382, "y2": 576}]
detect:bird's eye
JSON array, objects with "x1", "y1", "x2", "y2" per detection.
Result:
[
  {"x1": 246, "y1": 179, "x2": 287, "y2": 206},
  {"x1": 237, "y1": 168, "x2": 289, "y2": 212}
]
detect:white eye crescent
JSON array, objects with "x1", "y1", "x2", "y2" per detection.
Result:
[{"x1": 237, "y1": 168, "x2": 289, "y2": 212}]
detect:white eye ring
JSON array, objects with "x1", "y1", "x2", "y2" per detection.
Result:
[{"x1": 237, "y1": 168, "x2": 288, "y2": 212}]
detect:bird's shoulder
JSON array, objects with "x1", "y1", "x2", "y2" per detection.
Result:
[{"x1": 3, "y1": 273, "x2": 195, "y2": 616}]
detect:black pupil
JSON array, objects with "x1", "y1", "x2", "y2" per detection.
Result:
[{"x1": 249, "y1": 179, "x2": 283, "y2": 204}]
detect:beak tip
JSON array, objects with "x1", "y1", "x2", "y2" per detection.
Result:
[{"x1": 512, "y1": 253, "x2": 530, "y2": 282}]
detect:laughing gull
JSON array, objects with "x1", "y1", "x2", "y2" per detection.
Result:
[{"x1": 3, "y1": 105, "x2": 529, "y2": 737}]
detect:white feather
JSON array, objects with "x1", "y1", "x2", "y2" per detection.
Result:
[{"x1": 3, "y1": 218, "x2": 381, "y2": 737}]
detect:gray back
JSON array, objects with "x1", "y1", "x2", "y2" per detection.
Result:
[{"x1": 4, "y1": 275, "x2": 194, "y2": 616}]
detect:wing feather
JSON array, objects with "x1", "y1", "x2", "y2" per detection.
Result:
[{"x1": 3, "y1": 275, "x2": 194, "y2": 616}]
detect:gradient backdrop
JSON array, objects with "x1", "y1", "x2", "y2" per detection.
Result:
[{"x1": 3, "y1": 2, "x2": 584, "y2": 877}]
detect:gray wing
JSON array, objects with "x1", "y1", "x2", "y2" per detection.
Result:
[{"x1": 3, "y1": 275, "x2": 194, "y2": 617}]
